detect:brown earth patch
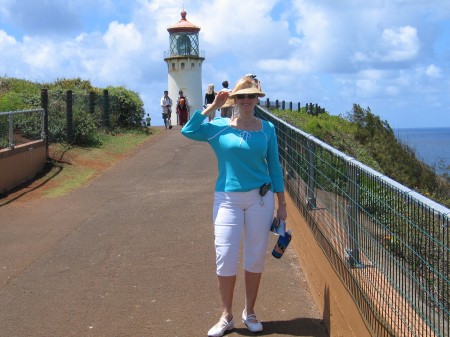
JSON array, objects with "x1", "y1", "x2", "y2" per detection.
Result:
[{"x1": 0, "y1": 127, "x2": 167, "y2": 205}]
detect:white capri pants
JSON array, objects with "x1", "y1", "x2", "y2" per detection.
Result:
[{"x1": 213, "y1": 189, "x2": 274, "y2": 276}]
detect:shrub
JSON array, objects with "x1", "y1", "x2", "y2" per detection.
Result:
[
  {"x1": 73, "y1": 109, "x2": 100, "y2": 146},
  {"x1": 106, "y1": 86, "x2": 145, "y2": 128}
]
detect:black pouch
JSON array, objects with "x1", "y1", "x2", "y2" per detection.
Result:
[{"x1": 259, "y1": 183, "x2": 271, "y2": 197}]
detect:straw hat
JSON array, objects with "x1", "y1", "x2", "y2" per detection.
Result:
[
  {"x1": 222, "y1": 97, "x2": 235, "y2": 108},
  {"x1": 229, "y1": 87, "x2": 265, "y2": 98}
]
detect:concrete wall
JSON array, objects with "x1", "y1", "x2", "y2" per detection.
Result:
[
  {"x1": 0, "y1": 140, "x2": 46, "y2": 194},
  {"x1": 285, "y1": 196, "x2": 374, "y2": 337}
]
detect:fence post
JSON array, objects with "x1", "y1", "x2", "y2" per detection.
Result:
[
  {"x1": 66, "y1": 90, "x2": 73, "y2": 143},
  {"x1": 102, "y1": 89, "x2": 110, "y2": 128},
  {"x1": 306, "y1": 140, "x2": 317, "y2": 209},
  {"x1": 40, "y1": 109, "x2": 45, "y2": 142},
  {"x1": 276, "y1": 100, "x2": 279, "y2": 109},
  {"x1": 89, "y1": 91, "x2": 95, "y2": 115},
  {"x1": 265, "y1": 98, "x2": 270, "y2": 109},
  {"x1": 40, "y1": 88, "x2": 48, "y2": 158},
  {"x1": 8, "y1": 114, "x2": 14, "y2": 149},
  {"x1": 346, "y1": 164, "x2": 362, "y2": 268},
  {"x1": 289, "y1": 101, "x2": 292, "y2": 111},
  {"x1": 282, "y1": 100, "x2": 285, "y2": 110},
  {"x1": 298, "y1": 102, "x2": 301, "y2": 112}
]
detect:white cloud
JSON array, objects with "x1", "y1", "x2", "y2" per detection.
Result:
[
  {"x1": 0, "y1": 30, "x2": 16, "y2": 46},
  {"x1": 103, "y1": 22, "x2": 142, "y2": 52},
  {"x1": 0, "y1": 0, "x2": 449, "y2": 128},
  {"x1": 380, "y1": 26, "x2": 420, "y2": 62},
  {"x1": 424, "y1": 64, "x2": 442, "y2": 78}
]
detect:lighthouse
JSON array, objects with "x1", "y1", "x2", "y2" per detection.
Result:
[{"x1": 164, "y1": 10, "x2": 204, "y2": 126}]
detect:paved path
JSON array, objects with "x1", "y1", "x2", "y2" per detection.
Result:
[{"x1": 0, "y1": 127, "x2": 328, "y2": 337}]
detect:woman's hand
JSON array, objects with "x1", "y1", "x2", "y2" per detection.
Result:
[
  {"x1": 276, "y1": 206, "x2": 287, "y2": 222},
  {"x1": 202, "y1": 90, "x2": 230, "y2": 115},
  {"x1": 276, "y1": 192, "x2": 287, "y2": 221}
]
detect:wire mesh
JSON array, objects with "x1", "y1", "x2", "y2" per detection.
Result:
[
  {"x1": 0, "y1": 109, "x2": 45, "y2": 150},
  {"x1": 256, "y1": 106, "x2": 449, "y2": 337}
]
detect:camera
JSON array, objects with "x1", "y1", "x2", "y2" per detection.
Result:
[{"x1": 259, "y1": 183, "x2": 271, "y2": 197}]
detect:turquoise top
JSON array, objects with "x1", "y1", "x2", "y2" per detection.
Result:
[{"x1": 181, "y1": 110, "x2": 284, "y2": 193}]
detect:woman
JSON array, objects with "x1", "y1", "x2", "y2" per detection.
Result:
[
  {"x1": 204, "y1": 84, "x2": 216, "y2": 121},
  {"x1": 181, "y1": 76, "x2": 287, "y2": 337},
  {"x1": 177, "y1": 90, "x2": 189, "y2": 126}
]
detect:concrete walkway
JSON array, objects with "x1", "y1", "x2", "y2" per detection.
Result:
[{"x1": 0, "y1": 127, "x2": 328, "y2": 337}]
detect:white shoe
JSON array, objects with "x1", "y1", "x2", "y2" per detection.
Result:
[
  {"x1": 207, "y1": 317, "x2": 234, "y2": 337},
  {"x1": 242, "y1": 311, "x2": 263, "y2": 333}
]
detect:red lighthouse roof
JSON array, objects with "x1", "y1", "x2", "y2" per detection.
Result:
[{"x1": 167, "y1": 10, "x2": 201, "y2": 33}]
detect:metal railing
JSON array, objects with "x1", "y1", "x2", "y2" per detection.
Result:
[
  {"x1": 163, "y1": 50, "x2": 205, "y2": 59},
  {"x1": 256, "y1": 106, "x2": 450, "y2": 337},
  {"x1": 0, "y1": 108, "x2": 46, "y2": 149}
]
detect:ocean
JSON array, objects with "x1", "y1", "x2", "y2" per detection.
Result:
[{"x1": 394, "y1": 127, "x2": 450, "y2": 175}]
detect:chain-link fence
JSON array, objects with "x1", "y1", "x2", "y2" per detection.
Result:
[
  {"x1": 1, "y1": 89, "x2": 145, "y2": 150},
  {"x1": 256, "y1": 105, "x2": 449, "y2": 337}
]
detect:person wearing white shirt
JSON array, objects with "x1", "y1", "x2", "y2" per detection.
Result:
[{"x1": 160, "y1": 90, "x2": 173, "y2": 129}]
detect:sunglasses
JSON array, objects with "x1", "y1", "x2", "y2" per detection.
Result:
[{"x1": 236, "y1": 94, "x2": 257, "y2": 100}]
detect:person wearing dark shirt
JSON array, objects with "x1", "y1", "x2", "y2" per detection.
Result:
[{"x1": 204, "y1": 84, "x2": 217, "y2": 121}]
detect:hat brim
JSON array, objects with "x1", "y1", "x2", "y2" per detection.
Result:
[
  {"x1": 222, "y1": 97, "x2": 235, "y2": 108},
  {"x1": 229, "y1": 87, "x2": 265, "y2": 98}
]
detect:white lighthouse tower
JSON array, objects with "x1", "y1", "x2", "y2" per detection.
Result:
[{"x1": 164, "y1": 10, "x2": 204, "y2": 125}]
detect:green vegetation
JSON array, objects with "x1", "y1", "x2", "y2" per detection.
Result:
[
  {"x1": 272, "y1": 104, "x2": 449, "y2": 208},
  {"x1": 0, "y1": 76, "x2": 153, "y2": 199},
  {"x1": 0, "y1": 76, "x2": 146, "y2": 147}
]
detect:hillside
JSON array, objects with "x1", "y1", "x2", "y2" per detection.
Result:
[{"x1": 271, "y1": 104, "x2": 449, "y2": 208}]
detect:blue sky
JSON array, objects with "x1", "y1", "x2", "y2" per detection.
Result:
[{"x1": 1, "y1": 0, "x2": 450, "y2": 128}]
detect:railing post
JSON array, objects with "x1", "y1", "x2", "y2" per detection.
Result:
[
  {"x1": 298, "y1": 102, "x2": 301, "y2": 112},
  {"x1": 289, "y1": 101, "x2": 292, "y2": 111},
  {"x1": 276, "y1": 100, "x2": 279, "y2": 109},
  {"x1": 40, "y1": 109, "x2": 45, "y2": 141},
  {"x1": 66, "y1": 90, "x2": 73, "y2": 143},
  {"x1": 282, "y1": 100, "x2": 285, "y2": 110},
  {"x1": 306, "y1": 140, "x2": 317, "y2": 209},
  {"x1": 8, "y1": 113, "x2": 14, "y2": 149},
  {"x1": 102, "y1": 89, "x2": 110, "y2": 128},
  {"x1": 346, "y1": 164, "x2": 362, "y2": 268},
  {"x1": 40, "y1": 88, "x2": 48, "y2": 158},
  {"x1": 265, "y1": 98, "x2": 270, "y2": 109}
]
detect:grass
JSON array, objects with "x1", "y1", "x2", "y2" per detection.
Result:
[
  {"x1": 0, "y1": 127, "x2": 161, "y2": 203},
  {"x1": 45, "y1": 128, "x2": 160, "y2": 197},
  {"x1": 41, "y1": 165, "x2": 97, "y2": 199}
]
